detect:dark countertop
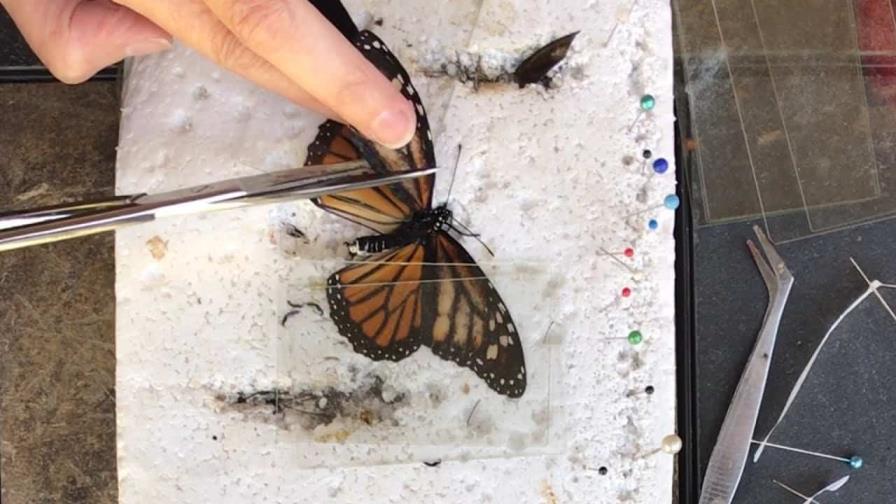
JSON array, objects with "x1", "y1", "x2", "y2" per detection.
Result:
[{"x1": 0, "y1": 81, "x2": 119, "y2": 503}]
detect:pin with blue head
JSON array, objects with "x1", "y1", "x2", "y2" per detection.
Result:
[{"x1": 664, "y1": 194, "x2": 680, "y2": 210}]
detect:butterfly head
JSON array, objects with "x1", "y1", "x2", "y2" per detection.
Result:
[
  {"x1": 407, "y1": 205, "x2": 453, "y2": 233},
  {"x1": 432, "y1": 205, "x2": 453, "y2": 230}
]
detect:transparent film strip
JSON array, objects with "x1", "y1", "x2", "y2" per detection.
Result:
[
  {"x1": 270, "y1": 251, "x2": 564, "y2": 469},
  {"x1": 679, "y1": 0, "x2": 896, "y2": 243}
]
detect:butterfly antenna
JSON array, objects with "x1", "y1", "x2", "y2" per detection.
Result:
[
  {"x1": 451, "y1": 218, "x2": 495, "y2": 257},
  {"x1": 444, "y1": 144, "x2": 462, "y2": 204}
]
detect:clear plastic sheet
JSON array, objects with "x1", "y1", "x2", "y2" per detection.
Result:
[
  {"x1": 678, "y1": 0, "x2": 896, "y2": 243},
  {"x1": 271, "y1": 256, "x2": 563, "y2": 467}
]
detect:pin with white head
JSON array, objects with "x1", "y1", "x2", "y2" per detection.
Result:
[{"x1": 639, "y1": 434, "x2": 682, "y2": 460}]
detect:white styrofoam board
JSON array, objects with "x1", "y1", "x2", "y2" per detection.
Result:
[{"x1": 115, "y1": 1, "x2": 677, "y2": 502}]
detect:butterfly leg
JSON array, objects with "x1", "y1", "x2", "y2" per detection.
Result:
[{"x1": 281, "y1": 301, "x2": 325, "y2": 326}]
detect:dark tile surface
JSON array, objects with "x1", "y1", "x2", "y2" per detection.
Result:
[
  {"x1": 676, "y1": 0, "x2": 896, "y2": 502},
  {"x1": 0, "y1": 82, "x2": 118, "y2": 504},
  {"x1": 0, "y1": 7, "x2": 40, "y2": 67},
  {"x1": 0, "y1": 8, "x2": 119, "y2": 82}
]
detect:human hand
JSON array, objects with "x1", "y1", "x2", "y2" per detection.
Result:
[{"x1": 1, "y1": 0, "x2": 416, "y2": 148}]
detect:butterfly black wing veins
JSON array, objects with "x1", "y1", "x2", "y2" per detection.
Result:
[{"x1": 305, "y1": 30, "x2": 527, "y2": 398}]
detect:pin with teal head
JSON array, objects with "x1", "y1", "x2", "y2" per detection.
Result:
[
  {"x1": 751, "y1": 440, "x2": 864, "y2": 470},
  {"x1": 628, "y1": 94, "x2": 656, "y2": 132}
]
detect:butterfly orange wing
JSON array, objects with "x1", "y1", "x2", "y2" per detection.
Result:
[
  {"x1": 312, "y1": 31, "x2": 527, "y2": 397},
  {"x1": 423, "y1": 232, "x2": 526, "y2": 397},
  {"x1": 304, "y1": 30, "x2": 435, "y2": 233},
  {"x1": 327, "y1": 231, "x2": 526, "y2": 397},
  {"x1": 326, "y1": 242, "x2": 427, "y2": 361}
]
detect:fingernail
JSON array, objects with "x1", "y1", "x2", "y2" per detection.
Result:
[
  {"x1": 371, "y1": 103, "x2": 416, "y2": 149},
  {"x1": 124, "y1": 38, "x2": 173, "y2": 58}
]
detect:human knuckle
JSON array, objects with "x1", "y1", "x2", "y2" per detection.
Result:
[
  {"x1": 227, "y1": 0, "x2": 290, "y2": 40},
  {"x1": 210, "y1": 29, "x2": 254, "y2": 69},
  {"x1": 332, "y1": 70, "x2": 376, "y2": 106}
]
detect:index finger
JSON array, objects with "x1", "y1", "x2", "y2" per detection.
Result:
[{"x1": 202, "y1": 0, "x2": 416, "y2": 148}]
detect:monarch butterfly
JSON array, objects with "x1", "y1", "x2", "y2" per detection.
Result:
[{"x1": 303, "y1": 30, "x2": 526, "y2": 398}]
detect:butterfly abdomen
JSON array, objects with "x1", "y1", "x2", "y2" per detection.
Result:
[
  {"x1": 350, "y1": 207, "x2": 453, "y2": 255},
  {"x1": 351, "y1": 232, "x2": 418, "y2": 254}
]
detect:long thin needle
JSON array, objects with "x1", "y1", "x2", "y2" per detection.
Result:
[
  {"x1": 750, "y1": 440, "x2": 850, "y2": 463},
  {"x1": 753, "y1": 285, "x2": 876, "y2": 461},
  {"x1": 809, "y1": 475, "x2": 850, "y2": 501},
  {"x1": 850, "y1": 257, "x2": 896, "y2": 323},
  {"x1": 772, "y1": 480, "x2": 822, "y2": 504}
]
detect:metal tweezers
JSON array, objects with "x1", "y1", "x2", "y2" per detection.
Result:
[
  {"x1": 699, "y1": 225, "x2": 795, "y2": 504},
  {"x1": 0, "y1": 160, "x2": 436, "y2": 253}
]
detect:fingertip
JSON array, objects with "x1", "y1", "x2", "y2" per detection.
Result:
[{"x1": 368, "y1": 99, "x2": 416, "y2": 149}]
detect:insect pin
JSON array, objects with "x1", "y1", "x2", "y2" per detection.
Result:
[{"x1": 638, "y1": 434, "x2": 682, "y2": 460}]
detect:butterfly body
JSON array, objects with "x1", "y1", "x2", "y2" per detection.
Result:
[
  {"x1": 350, "y1": 206, "x2": 453, "y2": 255},
  {"x1": 305, "y1": 30, "x2": 527, "y2": 398}
]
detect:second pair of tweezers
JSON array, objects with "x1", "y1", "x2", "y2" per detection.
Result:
[{"x1": 699, "y1": 226, "x2": 795, "y2": 504}]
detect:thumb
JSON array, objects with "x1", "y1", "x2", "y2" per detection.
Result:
[{"x1": 3, "y1": 0, "x2": 172, "y2": 84}]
